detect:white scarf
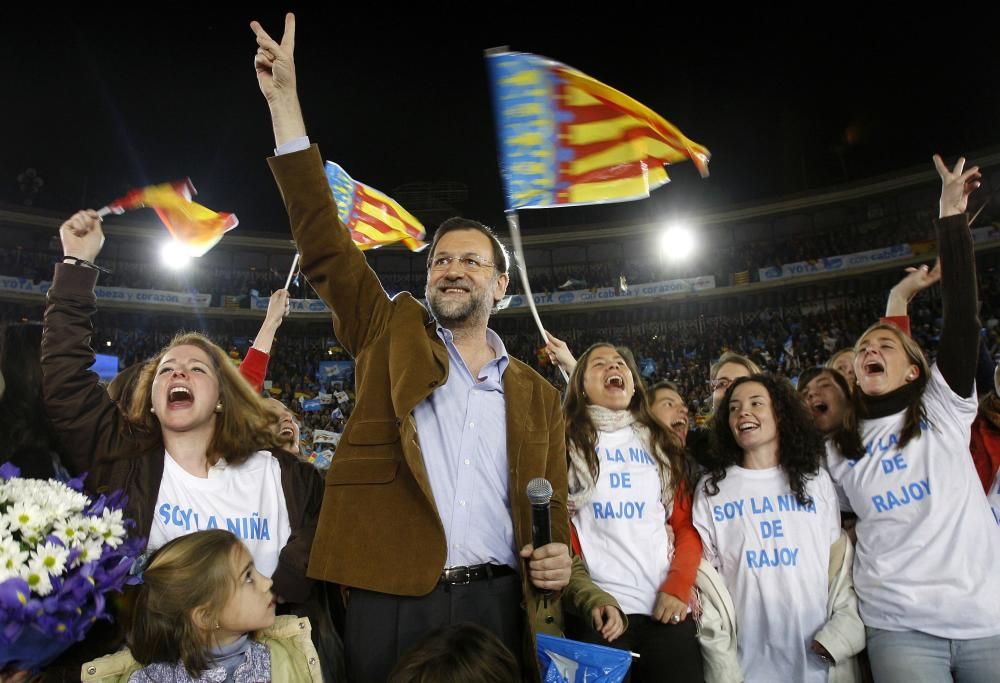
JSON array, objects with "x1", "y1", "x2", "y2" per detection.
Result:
[{"x1": 567, "y1": 405, "x2": 674, "y2": 515}]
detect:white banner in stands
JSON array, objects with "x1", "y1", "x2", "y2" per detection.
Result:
[
  {"x1": 0, "y1": 276, "x2": 212, "y2": 308},
  {"x1": 251, "y1": 275, "x2": 716, "y2": 313},
  {"x1": 250, "y1": 294, "x2": 329, "y2": 313},
  {"x1": 757, "y1": 244, "x2": 914, "y2": 282},
  {"x1": 506, "y1": 275, "x2": 716, "y2": 309}
]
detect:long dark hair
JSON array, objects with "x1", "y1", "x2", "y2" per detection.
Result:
[
  {"x1": 797, "y1": 366, "x2": 865, "y2": 460},
  {"x1": 704, "y1": 374, "x2": 824, "y2": 506},
  {"x1": 564, "y1": 343, "x2": 685, "y2": 496}
]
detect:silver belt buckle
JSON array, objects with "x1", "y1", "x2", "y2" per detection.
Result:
[{"x1": 444, "y1": 565, "x2": 471, "y2": 585}]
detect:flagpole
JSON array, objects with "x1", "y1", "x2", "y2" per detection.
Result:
[
  {"x1": 506, "y1": 211, "x2": 569, "y2": 383},
  {"x1": 95, "y1": 206, "x2": 124, "y2": 219},
  {"x1": 284, "y1": 253, "x2": 301, "y2": 290}
]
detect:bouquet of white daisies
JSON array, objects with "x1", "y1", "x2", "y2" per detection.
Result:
[{"x1": 0, "y1": 462, "x2": 144, "y2": 670}]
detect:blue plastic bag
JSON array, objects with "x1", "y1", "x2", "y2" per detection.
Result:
[{"x1": 536, "y1": 633, "x2": 632, "y2": 683}]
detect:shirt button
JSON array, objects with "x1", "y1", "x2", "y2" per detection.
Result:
[
  {"x1": 460, "y1": 500, "x2": 466, "y2": 506},
  {"x1": 453, "y1": 543, "x2": 461, "y2": 549},
  {"x1": 464, "y1": 459, "x2": 470, "y2": 465},
  {"x1": 545, "y1": 615, "x2": 555, "y2": 624},
  {"x1": 469, "y1": 422, "x2": 475, "y2": 428}
]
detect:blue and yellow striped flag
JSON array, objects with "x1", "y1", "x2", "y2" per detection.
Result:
[
  {"x1": 486, "y1": 51, "x2": 710, "y2": 211},
  {"x1": 325, "y1": 162, "x2": 426, "y2": 251}
]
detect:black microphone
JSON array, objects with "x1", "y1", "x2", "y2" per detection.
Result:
[{"x1": 527, "y1": 477, "x2": 553, "y2": 549}]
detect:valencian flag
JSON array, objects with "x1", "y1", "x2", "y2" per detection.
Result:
[
  {"x1": 101, "y1": 179, "x2": 238, "y2": 257},
  {"x1": 324, "y1": 162, "x2": 427, "y2": 251},
  {"x1": 486, "y1": 51, "x2": 710, "y2": 211}
]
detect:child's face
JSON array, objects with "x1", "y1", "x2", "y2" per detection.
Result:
[{"x1": 216, "y1": 547, "x2": 276, "y2": 642}]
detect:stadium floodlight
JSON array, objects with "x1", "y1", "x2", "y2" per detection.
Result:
[
  {"x1": 660, "y1": 223, "x2": 695, "y2": 262},
  {"x1": 160, "y1": 240, "x2": 192, "y2": 269}
]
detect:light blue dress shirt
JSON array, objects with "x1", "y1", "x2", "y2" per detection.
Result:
[{"x1": 414, "y1": 326, "x2": 516, "y2": 569}]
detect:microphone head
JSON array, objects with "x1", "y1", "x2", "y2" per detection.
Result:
[{"x1": 526, "y1": 477, "x2": 553, "y2": 506}]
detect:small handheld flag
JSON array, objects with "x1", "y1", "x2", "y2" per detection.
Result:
[
  {"x1": 97, "y1": 179, "x2": 237, "y2": 257},
  {"x1": 325, "y1": 162, "x2": 426, "y2": 251}
]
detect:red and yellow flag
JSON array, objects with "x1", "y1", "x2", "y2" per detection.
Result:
[
  {"x1": 325, "y1": 162, "x2": 426, "y2": 251},
  {"x1": 487, "y1": 51, "x2": 710, "y2": 210},
  {"x1": 104, "y1": 179, "x2": 238, "y2": 256}
]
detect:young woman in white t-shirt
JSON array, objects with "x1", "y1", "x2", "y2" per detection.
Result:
[
  {"x1": 558, "y1": 343, "x2": 705, "y2": 682},
  {"x1": 822, "y1": 156, "x2": 1000, "y2": 682},
  {"x1": 42, "y1": 211, "x2": 326, "y2": 666},
  {"x1": 694, "y1": 374, "x2": 854, "y2": 683}
]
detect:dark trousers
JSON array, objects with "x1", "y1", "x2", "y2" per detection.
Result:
[
  {"x1": 579, "y1": 614, "x2": 704, "y2": 683},
  {"x1": 345, "y1": 573, "x2": 524, "y2": 683}
]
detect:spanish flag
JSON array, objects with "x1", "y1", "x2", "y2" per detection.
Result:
[
  {"x1": 486, "y1": 51, "x2": 710, "y2": 210},
  {"x1": 104, "y1": 179, "x2": 238, "y2": 256},
  {"x1": 325, "y1": 162, "x2": 426, "y2": 251}
]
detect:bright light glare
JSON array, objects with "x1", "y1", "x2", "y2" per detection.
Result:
[
  {"x1": 660, "y1": 224, "x2": 695, "y2": 262},
  {"x1": 160, "y1": 241, "x2": 192, "y2": 269}
]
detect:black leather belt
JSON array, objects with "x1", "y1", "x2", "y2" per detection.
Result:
[{"x1": 439, "y1": 563, "x2": 516, "y2": 585}]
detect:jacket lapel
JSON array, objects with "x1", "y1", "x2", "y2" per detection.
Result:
[{"x1": 388, "y1": 313, "x2": 448, "y2": 506}]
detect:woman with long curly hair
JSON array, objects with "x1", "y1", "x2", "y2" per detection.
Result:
[
  {"x1": 40, "y1": 210, "x2": 325, "y2": 667},
  {"x1": 823, "y1": 156, "x2": 1000, "y2": 682},
  {"x1": 559, "y1": 342, "x2": 705, "y2": 681},
  {"x1": 693, "y1": 374, "x2": 851, "y2": 683}
]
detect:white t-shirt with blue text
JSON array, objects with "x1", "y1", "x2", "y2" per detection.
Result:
[
  {"x1": 573, "y1": 427, "x2": 670, "y2": 616},
  {"x1": 693, "y1": 466, "x2": 840, "y2": 683},
  {"x1": 149, "y1": 450, "x2": 291, "y2": 578},
  {"x1": 825, "y1": 364, "x2": 1000, "y2": 638}
]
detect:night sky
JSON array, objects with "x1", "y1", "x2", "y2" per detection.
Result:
[{"x1": 10, "y1": 8, "x2": 1000, "y2": 237}]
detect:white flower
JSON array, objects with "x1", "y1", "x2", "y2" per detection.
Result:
[
  {"x1": 52, "y1": 517, "x2": 88, "y2": 547},
  {"x1": 73, "y1": 539, "x2": 106, "y2": 567},
  {"x1": 98, "y1": 509, "x2": 126, "y2": 548},
  {"x1": 0, "y1": 541, "x2": 28, "y2": 577},
  {"x1": 20, "y1": 557, "x2": 54, "y2": 596},
  {"x1": 7, "y1": 501, "x2": 45, "y2": 536},
  {"x1": 32, "y1": 541, "x2": 70, "y2": 577}
]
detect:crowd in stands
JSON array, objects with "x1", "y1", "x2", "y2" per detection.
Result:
[
  {"x1": 3, "y1": 193, "x2": 994, "y2": 302},
  {"x1": 5, "y1": 255, "x2": 1000, "y2": 469}
]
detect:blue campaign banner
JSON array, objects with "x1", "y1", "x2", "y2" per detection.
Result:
[
  {"x1": 301, "y1": 398, "x2": 322, "y2": 412},
  {"x1": 536, "y1": 634, "x2": 631, "y2": 683},
  {"x1": 317, "y1": 361, "x2": 354, "y2": 382}
]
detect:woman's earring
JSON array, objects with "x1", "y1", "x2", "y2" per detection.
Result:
[
  {"x1": 150, "y1": 407, "x2": 155, "y2": 414},
  {"x1": 215, "y1": 402, "x2": 223, "y2": 413}
]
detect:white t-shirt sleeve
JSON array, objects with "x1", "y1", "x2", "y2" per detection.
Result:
[
  {"x1": 692, "y1": 477, "x2": 721, "y2": 570},
  {"x1": 813, "y1": 468, "x2": 843, "y2": 546},
  {"x1": 925, "y1": 363, "x2": 978, "y2": 419}
]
